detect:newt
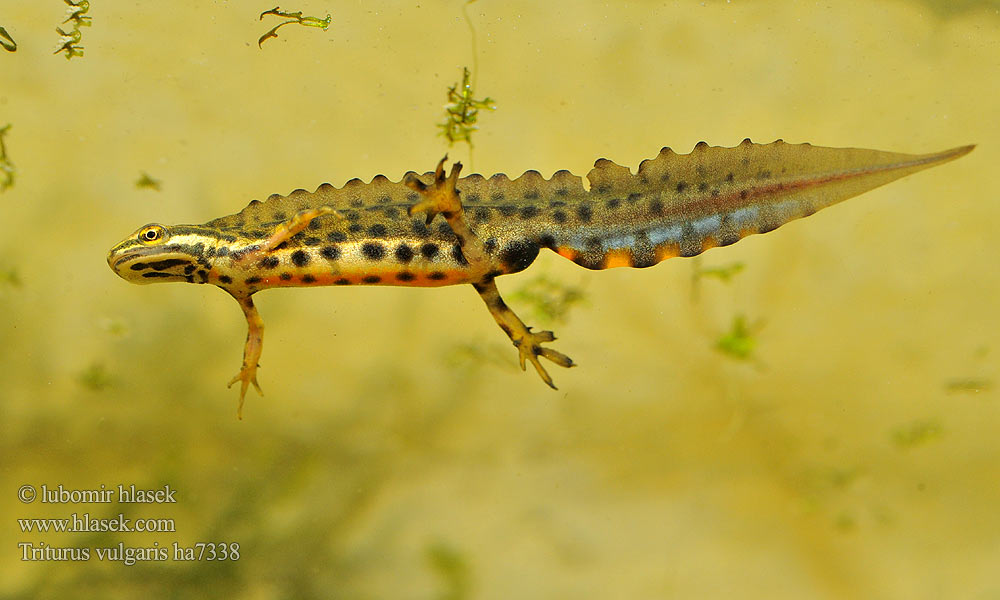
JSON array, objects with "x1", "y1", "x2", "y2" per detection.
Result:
[{"x1": 107, "y1": 139, "x2": 973, "y2": 417}]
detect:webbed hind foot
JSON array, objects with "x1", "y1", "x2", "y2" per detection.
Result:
[
  {"x1": 512, "y1": 327, "x2": 576, "y2": 389},
  {"x1": 227, "y1": 363, "x2": 262, "y2": 420},
  {"x1": 226, "y1": 293, "x2": 265, "y2": 420},
  {"x1": 472, "y1": 278, "x2": 576, "y2": 389}
]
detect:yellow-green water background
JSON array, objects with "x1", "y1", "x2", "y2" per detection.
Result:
[{"x1": 1, "y1": 1, "x2": 998, "y2": 598}]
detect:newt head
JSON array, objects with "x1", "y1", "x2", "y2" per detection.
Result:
[{"x1": 108, "y1": 223, "x2": 217, "y2": 285}]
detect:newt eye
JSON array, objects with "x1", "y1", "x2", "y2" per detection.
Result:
[{"x1": 138, "y1": 224, "x2": 167, "y2": 245}]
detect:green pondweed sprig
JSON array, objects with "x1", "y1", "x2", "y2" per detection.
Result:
[
  {"x1": 0, "y1": 26, "x2": 16, "y2": 52},
  {"x1": 135, "y1": 172, "x2": 162, "y2": 191},
  {"x1": 0, "y1": 124, "x2": 14, "y2": 192},
  {"x1": 258, "y1": 6, "x2": 332, "y2": 48},
  {"x1": 55, "y1": 0, "x2": 91, "y2": 60},
  {"x1": 439, "y1": 67, "x2": 496, "y2": 148}
]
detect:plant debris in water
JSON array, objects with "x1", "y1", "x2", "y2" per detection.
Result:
[
  {"x1": 78, "y1": 362, "x2": 113, "y2": 391},
  {"x1": 944, "y1": 377, "x2": 993, "y2": 394},
  {"x1": 439, "y1": 67, "x2": 495, "y2": 148},
  {"x1": 0, "y1": 267, "x2": 21, "y2": 288},
  {"x1": 0, "y1": 26, "x2": 16, "y2": 52},
  {"x1": 509, "y1": 275, "x2": 587, "y2": 325},
  {"x1": 257, "y1": 6, "x2": 331, "y2": 48},
  {"x1": 891, "y1": 419, "x2": 944, "y2": 448},
  {"x1": 0, "y1": 124, "x2": 14, "y2": 192},
  {"x1": 135, "y1": 172, "x2": 162, "y2": 191},
  {"x1": 715, "y1": 314, "x2": 763, "y2": 361},
  {"x1": 694, "y1": 261, "x2": 745, "y2": 283},
  {"x1": 425, "y1": 541, "x2": 471, "y2": 600},
  {"x1": 54, "y1": 0, "x2": 91, "y2": 60}
]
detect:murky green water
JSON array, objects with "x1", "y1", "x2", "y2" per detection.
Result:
[{"x1": 1, "y1": 1, "x2": 997, "y2": 598}]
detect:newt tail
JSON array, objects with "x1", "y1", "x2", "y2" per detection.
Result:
[{"x1": 107, "y1": 139, "x2": 974, "y2": 417}]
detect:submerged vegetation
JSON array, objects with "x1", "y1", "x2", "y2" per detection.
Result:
[
  {"x1": 77, "y1": 362, "x2": 113, "y2": 391},
  {"x1": 0, "y1": 266, "x2": 21, "y2": 288},
  {"x1": 135, "y1": 171, "x2": 162, "y2": 191},
  {"x1": 0, "y1": 26, "x2": 16, "y2": 52},
  {"x1": 257, "y1": 6, "x2": 332, "y2": 48},
  {"x1": 693, "y1": 261, "x2": 745, "y2": 284},
  {"x1": 439, "y1": 67, "x2": 496, "y2": 148},
  {"x1": 714, "y1": 314, "x2": 764, "y2": 362},
  {"x1": 509, "y1": 275, "x2": 587, "y2": 325},
  {"x1": 944, "y1": 377, "x2": 993, "y2": 393},
  {"x1": 0, "y1": 124, "x2": 14, "y2": 192},
  {"x1": 426, "y1": 541, "x2": 472, "y2": 600},
  {"x1": 891, "y1": 419, "x2": 944, "y2": 448},
  {"x1": 54, "y1": 0, "x2": 91, "y2": 59}
]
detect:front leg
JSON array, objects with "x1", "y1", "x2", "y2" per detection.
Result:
[
  {"x1": 405, "y1": 157, "x2": 575, "y2": 388},
  {"x1": 240, "y1": 206, "x2": 342, "y2": 263},
  {"x1": 226, "y1": 293, "x2": 264, "y2": 419}
]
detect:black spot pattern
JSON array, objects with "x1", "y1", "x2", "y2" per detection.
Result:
[
  {"x1": 412, "y1": 221, "x2": 431, "y2": 238},
  {"x1": 362, "y1": 275, "x2": 381, "y2": 284},
  {"x1": 362, "y1": 242, "x2": 385, "y2": 260},
  {"x1": 395, "y1": 244, "x2": 414, "y2": 263},
  {"x1": 421, "y1": 243, "x2": 439, "y2": 260},
  {"x1": 291, "y1": 250, "x2": 310, "y2": 267},
  {"x1": 320, "y1": 246, "x2": 341, "y2": 261},
  {"x1": 498, "y1": 239, "x2": 540, "y2": 273},
  {"x1": 261, "y1": 256, "x2": 280, "y2": 269}
]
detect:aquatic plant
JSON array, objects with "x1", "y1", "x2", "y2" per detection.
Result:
[
  {"x1": 439, "y1": 67, "x2": 495, "y2": 148},
  {"x1": 257, "y1": 6, "x2": 331, "y2": 48},
  {"x1": 54, "y1": 0, "x2": 90, "y2": 59},
  {"x1": 0, "y1": 26, "x2": 16, "y2": 52},
  {"x1": 0, "y1": 124, "x2": 13, "y2": 191}
]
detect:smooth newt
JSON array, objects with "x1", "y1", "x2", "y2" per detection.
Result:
[{"x1": 107, "y1": 139, "x2": 973, "y2": 417}]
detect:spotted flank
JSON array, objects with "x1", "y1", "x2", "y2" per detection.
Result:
[{"x1": 107, "y1": 139, "x2": 973, "y2": 417}]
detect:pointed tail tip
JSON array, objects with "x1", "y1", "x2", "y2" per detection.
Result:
[
  {"x1": 921, "y1": 144, "x2": 975, "y2": 168},
  {"x1": 946, "y1": 144, "x2": 976, "y2": 159}
]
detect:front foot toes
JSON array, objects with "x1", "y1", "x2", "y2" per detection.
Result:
[
  {"x1": 227, "y1": 364, "x2": 263, "y2": 420},
  {"x1": 513, "y1": 329, "x2": 576, "y2": 389}
]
